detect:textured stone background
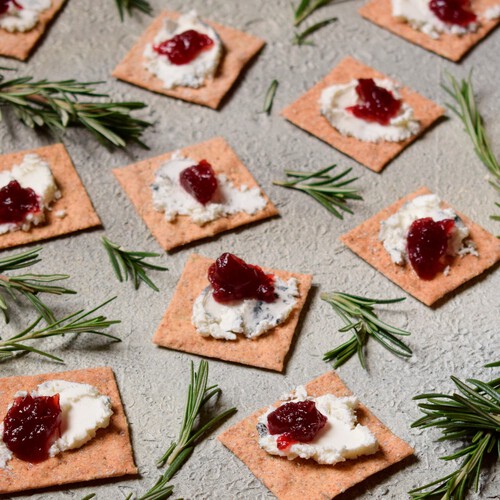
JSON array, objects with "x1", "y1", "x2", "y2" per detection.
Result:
[{"x1": 1, "y1": 0, "x2": 499, "y2": 499}]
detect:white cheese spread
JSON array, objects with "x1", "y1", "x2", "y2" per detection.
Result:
[
  {"x1": 257, "y1": 386, "x2": 378, "y2": 465},
  {"x1": 0, "y1": 0, "x2": 51, "y2": 33},
  {"x1": 379, "y1": 194, "x2": 478, "y2": 266},
  {"x1": 192, "y1": 277, "x2": 299, "y2": 340},
  {"x1": 319, "y1": 79, "x2": 420, "y2": 143},
  {"x1": 483, "y1": 5, "x2": 500, "y2": 20},
  {"x1": 143, "y1": 10, "x2": 222, "y2": 89},
  {"x1": 0, "y1": 153, "x2": 59, "y2": 235},
  {"x1": 0, "y1": 380, "x2": 113, "y2": 468},
  {"x1": 151, "y1": 154, "x2": 267, "y2": 226}
]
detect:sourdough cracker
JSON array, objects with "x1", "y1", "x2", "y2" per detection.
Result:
[
  {"x1": 0, "y1": 143, "x2": 100, "y2": 250},
  {"x1": 359, "y1": 0, "x2": 500, "y2": 62},
  {"x1": 113, "y1": 137, "x2": 278, "y2": 251},
  {"x1": 0, "y1": 367, "x2": 137, "y2": 494},
  {"x1": 0, "y1": 0, "x2": 66, "y2": 60},
  {"x1": 152, "y1": 254, "x2": 313, "y2": 372},
  {"x1": 218, "y1": 371, "x2": 414, "y2": 500},
  {"x1": 341, "y1": 187, "x2": 500, "y2": 306},
  {"x1": 281, "y1": 57, "x2": 444, "y2": 173},
  {"x1": 113, "y1": 11, "x2": 265, "y2": 109}
]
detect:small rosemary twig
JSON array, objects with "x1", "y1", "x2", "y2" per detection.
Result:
[
  {"x1": 0, "y1": 247, "x2": 75, "y2": 324},
  {"x1": 293, "y1": 0, "x2": 333, "y2": 26},
  {"x1": 273, "y1": 165, "x2": 362, "y2": 219},
  {"x1": 102, "y1": 237, "x2": 168, "y2": 292},
  {"x1": 263, "y1": 80, "x2": 279, "y2": 114},
  {"x1": 114, "y1": 0, "x2": 153, "y2": 21},
  {"x1": 293, "y1": 17, "x2": 337, "y2": 45},
  {"x1": 321, "y1": 292, "x2": 412, "y2": 369}
]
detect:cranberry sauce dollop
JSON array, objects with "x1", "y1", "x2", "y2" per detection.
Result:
[
  {"x1": 267, "y1": 400, "x2": 327, "y2": 450},
  {"x1": 179, "y1": 159, "x2": 218, "y2": 205},
  {"x1": 153, "y1": 29, "x2": 214, "y2": 65},
  {"x1": 3, "y1": 393, "x2": 62, "y2": 463},
  {"x1": 0, "y1": 0, "x2": 22, "y2": 14},
  {"x1": 347, "y1": 78, "x2": 402, "y2": 126},
  {"x1": 208, "y1": 253, "x2": 276, "y2": 304},
  {"x1": 429, "y1": 0, "x2": 477, "y2": 27},
  {"x1": 0, "y1": 180, "x2": 40, "y2": 226},
  {"x1": 407, "y1": 217, "x2": 455, "y2": 280}
]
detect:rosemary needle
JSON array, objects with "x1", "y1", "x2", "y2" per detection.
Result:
[
  {"x1": 263, "y1": 80, "x2": 279, "y2": 114},
  {"x1": 114, "y1": 0, "x2": 153, "y2": 21},
  {"x1": 294, "y1": 0, "x2": 333, "y2": 26},
  {"x1": 293, "y1": 17, "x2": 337, "y2": 45}
]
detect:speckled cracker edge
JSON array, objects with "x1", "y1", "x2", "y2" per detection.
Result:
[
  {"x1": 282, "y1": 57, "x2": 445, "y2": 173},
  {"x1": 0, "y1": 0, "x2": 67, "y2": 60},
  {"x1": 0, "y1": 143, "x2": 101, "y2": 250},
  {"x1": 112, "y1": 10, "x2": 265, "y2": 109},
  {"x1": 113, "y1": 136, "x2": 278, "y2": 252},
  {"x1": 152, "y1": 253, "x2": 313, "y2": 372},
  {"x1": 0, "y1": 366, "x2": 137, "y2": 494},
  {"x1": 218, "y1": 371, "x2": 414, "y2": 500},
  {"x1": 340, "y1": 186, "x2": 500, "y2": 306},
  {"x1": 359, "y1": 0, "x2": 500, "y2": 62}
]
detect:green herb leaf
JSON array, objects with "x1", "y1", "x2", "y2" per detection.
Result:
[
  {"x1": 293, "y1": 17, "x2": 337, "y2": 45},
  {"x1": 263, "y1": 80, "x2": 279, "y2": 114},
  {"x1": 114, "y1": 0, "x2": 153, "y2": 21},
  {"x1": 294, "y1": 0, "x2": 333, "y2": 26}
]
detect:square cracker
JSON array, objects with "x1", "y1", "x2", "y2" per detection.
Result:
[
  {"x1": 281, "y1": 57, "x2": 444, "y2": 173},
  {"x1": 0, "y1": 0, "x2": 66, "y2": 61},
  {"x1": 0, "y1": 366, "x2": 137, "y2": 494},
  {"x1": 341, "y1": 187, "x2": 500, "y2": 306},
  {"x1": 0, "y1": 143, "x2": 101, "y2": 250},
  {"x1": 152, "y1": 253, "x2": 313, "y2": 372},
  {"x1": 113, "y1": 137, "x2": 278, "y2": 252},
  {"x1": 218, "y1": 371, "x2": 414, "y2": 500},
  {"x1": 112, "y1": 10, "x2": 265, "y2": 109},
  {"x1": 359, "y1": 0, "x2": 500, "y2": 62}
]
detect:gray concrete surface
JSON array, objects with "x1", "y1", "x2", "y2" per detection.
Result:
[{"x1": 1, "y1": 0, "x2": 499, "y2": 498}]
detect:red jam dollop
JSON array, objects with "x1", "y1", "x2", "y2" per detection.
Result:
[
  {"x1": 0, "y1": 0, "x2": 22, "y2": 14},
  {"x1": 267, "y1": 400, "x2": 327, "y2": 450},
  {"x1": 429, "y1": 0, "x2": 477, "y2": 27},
  {"x1": 208, "y1": 253, "x2": 276, "y2": 304},
  {"x1": 153, "y1": 29, "x2": 214, "y2": 65},
  {"x1": 179, "y1": 159, "x2": 218, "y2": 205},
  {"x1": 2, "y1": 393, "x2": 62, "y2": 463},
  {"x1": 347, "y1": 78, "x2": 402, "y2": 126},
  {"x1": 0, "y1": 180, "x2": 40, "y2": 226},
  {"x1": 407, "y1": 217, "x2": 455, "y2": 280}
]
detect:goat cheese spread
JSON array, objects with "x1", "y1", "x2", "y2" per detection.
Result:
[
  {"x1": 379, "y1": 194, "x2": 478, "y2": 266},
  {"x1": 257, "y1": 386, "x2": 378, "y2": 464},
  {"x1": 319, "y1": 79, "x2": 420, "y2": 142},
  {"x1": 0, "y1": 380, "x2": 113, "y2": 468},
  {"x1": 0, "y1": 153, "x2": 59, "y2": 234},
  {"x1": 151, "y1": 154, "x2": 267, "y2": 226},
  {"x1": 483, "y1": 5, "x2": 500, "y2": 19},
  {"x1": 143, "y1": 10, "x2": 222, "y2": 89},
  {"x1": 193, "y1": 277, "x2": 299, "y2": 340},
  {"x1": 0, "y1": 0, "x2": 51, "y2": 32}
]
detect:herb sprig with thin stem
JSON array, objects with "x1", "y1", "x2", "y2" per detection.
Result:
[
  {"x1": 0, "y1": 72, "x2": 151, "y2": 148},
  {"x1": 293, "y1": 17, "x2": 337, "y2": 45},
  {"x1": 0, "y1": 247, "x2": 75, "y2": 323},
  {"x1": 409, "y1": 363, "x2": 500, "y2": 499},
  {"x1": 114, "y1": 0, "x2": 153, "y2": 21},
  {"x1": 263, "y1": 80, "x2": 279, "y2": 114},
  {"x1": 102, "y1": 237, "x2": 167, "y2": 292},
  {"x1": 0, "y1": 298, "x2": 120, "y2": 362},
  {"x1": 273, "y1": 165, "x2": 362, "y2": 219},
  {"x1": 293, "y1": 0, "x2": 333, "y2": 26},
  {"x1": 321, "y1": 292, "x2": 412, "y2": 369}
]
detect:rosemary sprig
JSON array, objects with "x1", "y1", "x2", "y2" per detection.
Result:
[
  {"x1": 273, "y1": 165, "x2": 362, "y2": 219},
  {"x1": 263, "y1": 80, "x2": 279, "y2": 114},
  {"x1": 115, "y1": 0, "x2": 153, "y2": 21},
  {"x1": 409, "y1": 364, "x2": 500, "y2": 499},
  {"x1": 293, "y1": 17, "x2": 337, "y2": 45},
  {"x1": 321, "y1": 292, "x2": 412, "y2": 369},
  {"x1": 294, "y1": 0, "x2": 333, "y2": 26},
  {"x1": 0, "y1": 298, "x2": 120, "y2": 362},
  {"x1": 0, "y1": 247, "x2": 75, "y2": 323},
  {"x1": 0, "y1": 72, "x2": 151, "y2": 148},
  {"x1": 102, "y1": 237, "x2": 167, "y2": 292}
]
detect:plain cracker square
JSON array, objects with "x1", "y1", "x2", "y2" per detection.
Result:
[
  {"x1": 112, "y1": 10, "x2": 265, "y2": 109},
  {"x1": 359, "y1": 0, "x2": 500, "y2": 62},
  {"x1": 0, "y1": 143, "x2": 101, "y2": 250},
  {"x1": 0, "y1": 366, "x2": 137, "y2": 494},
  {"x1": 341, "y1": 186, "x2": 500, "y2": 306},
  {"x1": 218, "y1": 371, "x2": 414, "y2": 500},
  {"x1": 281, "y1": 57, "x2": 444, "y2": 173},
  {"x1": 113, "y1": 137, "x2": 278, "y2": 252},
  {"x1": 152, "y1": 253, "x2": 313, "y2": 372},
  {"x1": 0, "y1": 0, "x2": 66, "y2": 61}
]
